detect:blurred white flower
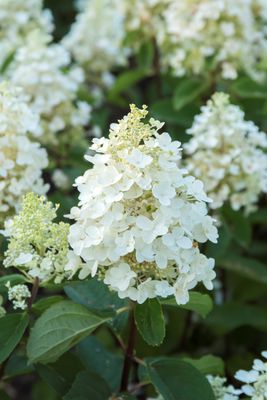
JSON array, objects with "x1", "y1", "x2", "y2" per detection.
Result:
[
  {"x1": 207, "y1": 375, "x2": 241, "y2": 400},
  {"x1": 0, "y1": 0, "x2": 53, "y2": 68},
  {"x1": 68, "y1": 104, "x2": 218, "y2": 305},
  {"x1": 5, "y1": 30, "x2": 91, "y2": 147},
  {"x1": 63, "y1": 0, "x2": 128, "y2": 80},
  {"x1": 0, "y1": 82, "x2": 48, "y2": 223},
  {"x1": 157, "y1": 0, "x2": 267, "y2": 81},
  {"x1": 52, "y1": 169, "x2": 70, "y2": 191},
  {"x1": 235, "y1": 351, "x2": 267, "y2": 399},
  {"x1": 184, "y1": 92, "x2": 267, "y2": 214}
]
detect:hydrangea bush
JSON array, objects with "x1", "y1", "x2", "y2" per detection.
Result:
[{"x1": 1, "y1": 1, "x2": 267, "y2": 399}]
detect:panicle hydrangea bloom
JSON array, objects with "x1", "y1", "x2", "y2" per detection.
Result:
[
  {"x1": 157, "y1": 0, "x2": 267, "y2": 80},
  {"x1": 0, "y1": 82, "x2": 48, "y2": 223},
  {"x1": 124, "y1": 0, "x2": 167, "y2": 45},
  {"x1": 235, "y1": 351, "x2": 267, "y2": 399},
  {"x1": 0, "y1": 0, "x2": 53, "y2": 68},
  {"x1": 68, "y1": 104, "x2": 218, "y2": 305},
  {"x1": 63, "y1": 0, "x2": 127, "y2": 81},
  {"x1": 207, "y1": 375, "x2": 241, "y2": 400},
  {"x1": 5, "y1": 30, "x2": 91, "y2": 147},
  {"x1": 2, "y1": 193, "x2": 75, "y2": 284},
  {"x1": 5, "y1": 281, "x2": 31, "y2": 310},
  {"x1": 184, "y1": 92, "x2": 267, "y2": 214}
]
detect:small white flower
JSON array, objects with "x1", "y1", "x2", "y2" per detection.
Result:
[
  {"x1": 207, "y1": 375, "x2": 241, "y2": 400},
  {"x1": 104, "y1": 263, "x2": 137, "y2": 292},
  {"x1": 235, "y1": 352, "x2": 267, "y2": 399},
  {"x1": 126, "y1": 149, "x2": 153, "y2": 168},
  {"x1": 5, "y1": 281, "x2": 31, "y2": 310}
]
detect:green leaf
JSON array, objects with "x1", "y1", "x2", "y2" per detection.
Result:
[
  {"x1": 137, "y1": 42, "x2": 154, "y2": 71},
  {"x1": 206, "y1": 225, "x2": 232, "y2": 260},
  {"x1": 76, "y1": 336, "x2": 123, "y2": 391},
  {"x1": 221, "y1": 206, "x2": 251, "y2": 247},
  {"x1": 108, "y1": 69, "x2": 147, "y2": 97},
  {"x1": 64, "y1": 279, "x2": 125, "y2": 313},
  {"x1": 32, "y1": 296, "x2": 64, "y2": 316},
  {"x1": 0, "y1": 313, "x2": 29, "y2": 363},
  {"x1": 249, "y1": 207, "x2": 267, "y2": 225},
  {"x1": 173, "y1": 78, "x2": 209, "y2": 110},
  {"x1": 135, "y1": 299, "x2": 165, "y2": 346},
  {"x1": 63, "y1": 370, "x2": 111, "y2": 400},
  {"x1": 36, "y1": 353, "x2": 84, "y2": 396},
  {"x1": 147, "y1": 358, "x2": 215, "y2": 400},
  {"x1": 205, "y1": 303, "x2": 267, "y2": 334},
  {"x1": 231, "y1": 77, "x2": 267, "y2": 98},
  {"x1": 27, "y1": 301, "x2": 110, "y2": 364},
  {"x1": 161, "y1": 291, "x2": 213, "y2": 318},
  {"x1": 182, "y1": 355, "x2": 224, "y2": 376},
  {"x1": 222, "y1": 254, "x2": 267, "y2": 284},
  {"x1": 0, "y1": 390, "x2": 11, "y2": 400},
  {"x1": 150, "y1": 99, "x2": 198, "y2": 127},
  {"x1": 32, "y1": 380, "x2": 59, "y2": 400},
  {"x1": 4, "y1": 352, "x2": 33, "y2": 378}
]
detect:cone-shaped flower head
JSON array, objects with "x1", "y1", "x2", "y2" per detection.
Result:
[
  {"x1": 3, "y1": 193, "x2": 73, "y2": 284},
  {"x1": 0, "y1": 82, "x2": 48, "y2": 224},
  {"x1": 68, "y1": 105, "x2": 218, "y2": 305},
  {"x1": 184, "y1": 92, "x2": 267, "y2": 214}
]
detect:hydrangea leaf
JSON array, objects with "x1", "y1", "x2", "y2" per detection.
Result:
[
  {"x1": 35, "y1": 353, "x2": 84, "y2": 396},
  {"x1": 64, "y1": 278, "x2": 126, "y2": 312},
  {"x1": 75, "y1": 336, "x2": 123, "y2": 392},
  {"x1": 231, "y1": 77, "x2": 267, "y2": 98},
  {"x1": 27, "y1": 301, "x2": 111, "y2": 364},
  {"x1": 32, "y1": 296, "x2": 65, "y2": 316},
  {"x1": 63, "y1": 370, "x2": 111, "y2": 400},
  {"x1": 222, "y1": 254, "x2": 267, "y2": 284},
  {"x1": 0, "y1": 312, "x2": 29, "y2": 363},
  {"x1": 205, "y1": 303, "x2": 267, "y2": 334},
  {"x1": 161, "y1": 291, "x2": 213, "y2": 318},
  {"x1": 182, "y1": 355, "x2": 224, "y2": 376},
  {"x1": 146, "y1": 358, "x2": 215, "y2": 400},
  {"x1": 173, "y1": 78, "x2": 209, "y2": 110},
  {"x1": 134, "y1": 299, "x2": 165, "y2": 346}
]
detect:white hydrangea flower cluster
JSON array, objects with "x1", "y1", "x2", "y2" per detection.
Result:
[
  {"x1": 5, "y1": 30, "x2": 91, "y2": 147},
  {"x1": 184, "y1": 93, "x2": 267, "y2": 214},
  {"x1": 0, "y1": 0, "x2": 53, "y2": 68},
  {"x1": 3, "y1": 193, "x2": 75, "y2": 284},
  {"x1": 0, "y1": 82, "x2": 48, "y2": 224},
  {"x1": 63, "y1": 0, "x2": 127, "y2": 80},
  {"x1": 124, "y1": 0, "x2": 166, "y2": 44},
  {"x1": 157, "y1": 0, "x2": 267, "y2": 80},
  {"x1": 68, "y1": 104, "x2": 218, "y2": 305},
  {"x1": 207, "y1": 375, "x2": 241, "y2": 400},
  {"x1": 5, "y1": 281, "x2": 31, "y2": 310},
  {"x1": 235, "y1": 351, "x2": 267, "y2": 399}
]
